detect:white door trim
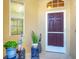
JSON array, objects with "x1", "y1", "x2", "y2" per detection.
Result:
[{"x1": 45, "y1": 10, "x2": 66, "y2": 53}]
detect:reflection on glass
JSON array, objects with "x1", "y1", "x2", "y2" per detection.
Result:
[
  {"x1": 48, "y1": 33, "x2": 64, "y2": 47},
  {"x1": 48, "y1": 12, "x2": 64, "y2": 32},
  {"x1": 11, "y1": 26, "x2": 18, "y2": 35}
]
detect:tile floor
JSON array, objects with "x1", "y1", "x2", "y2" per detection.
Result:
[{"x1": 26, "y1": 52, "x2": 72, "y2": 59}]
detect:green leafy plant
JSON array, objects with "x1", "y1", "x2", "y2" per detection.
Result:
[
  {"x1": 3, "y1": 41, "x2": 18, "y2": 49},
  {"x1": 32, "y1": 31, "x2": 38, "y2": 44}
]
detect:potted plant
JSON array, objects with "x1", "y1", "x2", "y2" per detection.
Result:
[
  {"x1": 32, "y1": 31, "x2": 39, "y2": 48},
  {"x1": 3, "y1": 41, "x2": 18, "y2": 58}
]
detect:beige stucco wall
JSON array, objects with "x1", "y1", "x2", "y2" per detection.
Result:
[
  {"x1": 24, "y1": 0, "x2": 38, "y2": 53},
  {"x1": 70, "y1": 0, "x2": 76, "y2": 59}
]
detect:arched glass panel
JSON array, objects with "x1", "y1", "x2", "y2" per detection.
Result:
[{"x1": 47, "y1": 0, "x2": 64, "y2": 8}]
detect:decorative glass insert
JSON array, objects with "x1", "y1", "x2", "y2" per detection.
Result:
[
  {"x1": 47, "y1": 0, "x2": 64, "y2": 8},
  {"x1": 10, "y1": 0, "x2": 24, "y2": 35},
  {"x1": 48, "y1": 12, "x2": 64, "y2": 32},
  {"x1": 48, "y1": 33, "x2": 64, "y2": 47},
  {"x1": 47, "y1": 11, "x2": 64, "y2": 47}
]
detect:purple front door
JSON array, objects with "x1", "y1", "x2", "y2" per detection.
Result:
[{"x1": 46, "y1": 11, "x2": 66, "y2": 53}]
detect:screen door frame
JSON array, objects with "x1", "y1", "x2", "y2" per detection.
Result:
[{"x1": 45, "y1": 10, "x2": 66, "y2": 53}]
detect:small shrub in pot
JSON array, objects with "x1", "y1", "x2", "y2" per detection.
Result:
[
  {"x1": 4, "y1": 41, "x2": 17, "y2": 58},
  {"x1": 32, "y1": 31, "x2": 39, "y2": 48}
]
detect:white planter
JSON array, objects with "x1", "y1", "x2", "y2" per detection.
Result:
[{"x1": 32, "y1": 44, "x2": 38, "y2": 48}]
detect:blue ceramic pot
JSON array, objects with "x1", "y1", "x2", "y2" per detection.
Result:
[
  {"x1": 31, "y1": 46, "x2": 39, "y2": 57},
  {"x1": 6, "y1": 48, "x2": 16, "y2": 58}
]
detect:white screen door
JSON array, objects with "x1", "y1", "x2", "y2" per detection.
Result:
[{"x1": 46, "y1": 10, "x2": 66, "y2": 53}]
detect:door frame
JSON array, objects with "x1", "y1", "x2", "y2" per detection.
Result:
[{"x1": 45, "y1": 10, "x2": 66, "y2": 53}]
